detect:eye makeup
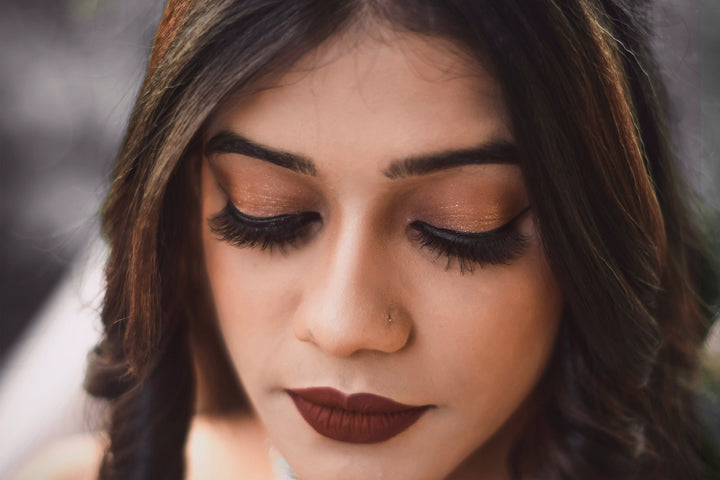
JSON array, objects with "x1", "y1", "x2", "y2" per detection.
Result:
[
  {"x1": 206, "y1": 149, "x2": 531, "y2": 272},
  {"x1": 409, "y1": 205, "x2": 531, "y2": 274},
  {"x1": 207, "y1": 152, "x2": 321, "y2": 218},
  {"x1": 208, "y1": 196, "x2": 531, "y2": 273},
  {"x1": 403, "y1": 165, "x2": 528, "y2": 234},
  {"x1": 209, "y1": 200, "x2": 322, "y2": 251}
]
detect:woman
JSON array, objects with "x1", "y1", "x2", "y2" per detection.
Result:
[{"x1": 34, "y1": 0, "x2": 720, "y2": 479}]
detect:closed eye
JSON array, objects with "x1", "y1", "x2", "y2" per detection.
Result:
[
  {"x1": 209, "y1": 197, "x2": 531, "y2": 273},
  {"x1": 209, "y1": 200, "x2": 321, "y2": 251},
  {"x1": 409, "y1": 206, "x2": 531, "y2": 274}
]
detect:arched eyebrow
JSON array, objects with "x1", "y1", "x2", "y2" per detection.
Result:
[
  {"x1": 205, "y1": 131, "x2": 317, "y2": 175},
  {"x1": 205, "y1": 130, "x2": 519, "y2": 179},
  {"x1": 382, "y1": 141, "x2": 519, "y2": 179}
]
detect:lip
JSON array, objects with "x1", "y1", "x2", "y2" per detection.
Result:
[{"x1": 286, "y1": 387, "x2": 432, "y2": 444}]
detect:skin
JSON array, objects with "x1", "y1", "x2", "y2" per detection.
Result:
[{"x1": 200, "y1": 28, "x2": 564, "y2": 480}]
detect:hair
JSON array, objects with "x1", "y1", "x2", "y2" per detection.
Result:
[{"x1": 85, "y1": 0, "x2": 719, "y2": 479}]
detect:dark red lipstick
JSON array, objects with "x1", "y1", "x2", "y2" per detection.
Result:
[{"x1": 287, "y1": 387, "x2": 432, "y2": 444}]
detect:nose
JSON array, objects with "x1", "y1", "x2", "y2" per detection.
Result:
[{"x1": 293, "y1": 220, "x2": 412, "y2": 357}]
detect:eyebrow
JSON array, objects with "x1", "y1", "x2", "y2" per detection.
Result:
[
  {"x1": 383, "y1": 141, "x2": 520, "y2": 179},
  {"x1": 205, "y1": 131, "x2": 317, "y2": 175},
  {"x1": 204, "y1": 131, "x2": 519, "y2": 179}
]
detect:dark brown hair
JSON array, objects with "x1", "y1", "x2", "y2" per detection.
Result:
[{"x1": 85, "y1": 1, "x2": 719, "y2": 478}]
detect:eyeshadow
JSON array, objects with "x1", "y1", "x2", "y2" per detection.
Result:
[
  {"x1": 207, "y1": 153, "x2": 321, "y2": 217},
  {"x1": 402, "y1": 166, "x2": 529, "y2": 233}
]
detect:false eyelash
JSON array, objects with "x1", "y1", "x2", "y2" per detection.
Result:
[
  {"x1": 210, "y1": 198, "x2": 531, "y2": 273},
  {"x1": 208, "y1": 200, "x2": 321, "y2": 252},
  {"x1": 409, "y1": 212, "x2": 530, "y2": 274}
]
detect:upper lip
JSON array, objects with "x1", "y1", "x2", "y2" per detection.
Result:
[{"x1": 286, "y1": 387, "x2": 429, "y2": 413}]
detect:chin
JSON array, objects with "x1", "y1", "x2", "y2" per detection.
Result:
[
  {"x1": 280, "y1": 440, "x2": 464, "y2": 480},
  {"x1": 290, "y1": 459, "x2": 444, "y2": 480}
]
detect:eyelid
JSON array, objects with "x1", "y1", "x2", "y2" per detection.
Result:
[
  {"x1": 229, "y1": 206, "x2": 316, "y2": 224},
  {"x1": 411, "y1": 205, "x2": 531, "y2": 237},
  {"x1": 409, "y1": 205, "x2": 531, "y2": 274},
  {"x1": 208, "y1": 154, "x2": 320, "y2": 196},
  {"x1": 207, "y1": 199, "x2": 322, "y2": 252},
  {"x1": 224, "y1": 201, "x2": 322, "y2": 225}
]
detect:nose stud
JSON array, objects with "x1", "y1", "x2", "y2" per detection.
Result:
[{"x1": 387, "y1": 313, "x2": 392, "y2": 324}]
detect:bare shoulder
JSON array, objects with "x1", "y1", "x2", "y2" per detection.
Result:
[
  {"x1": 10, "y1": 433, "x2": 105, "y2": 480},
  {"x1": 187, "y1": 414, "x2": 274, "y2": 480}
]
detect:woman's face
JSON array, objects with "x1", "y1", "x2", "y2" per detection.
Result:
[{"x1": 201, "y1": 31, "x2": 563, "y2": 480}]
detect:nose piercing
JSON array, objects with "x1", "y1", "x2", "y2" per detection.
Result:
[{"x1": 387, "y1": 313, "x2": 392, "y2": 324}]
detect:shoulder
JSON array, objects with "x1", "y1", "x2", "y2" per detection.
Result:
[
  {"x1": 10, "y1": 433, "x2": 105, "y2": 480},
  {"x1": 187, "y1": 414, "x2": 274, "y2": 480}
]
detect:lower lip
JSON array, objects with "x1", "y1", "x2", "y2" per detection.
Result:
[{"x1": 287, "y1": 389, "x2": 431, "y2": 444}]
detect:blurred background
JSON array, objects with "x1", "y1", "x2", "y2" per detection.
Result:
[
  {"x1": 0, "y1": 0, "x2": 718, "y2": 476},
  {"x1": 0, "y1": 0, "x2": 166, "y2": 367},
  {"x1": 0, "y1": 1, "x2": 166, "y2": 474}
]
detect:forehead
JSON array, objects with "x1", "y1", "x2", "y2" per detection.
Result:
[{"x1": 205, "y1": 30, "x2": 512, "y2": 167}]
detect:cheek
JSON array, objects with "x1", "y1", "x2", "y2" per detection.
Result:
[
  {"x1": 203, "y1": 229, "x2": 301, "y2": 346},
  {"x1": 200, "y1": 165, "x2": 302, "y2": 383},
  {"x1": 408, "y1": 235, "x2": 563, "y2": 425}
]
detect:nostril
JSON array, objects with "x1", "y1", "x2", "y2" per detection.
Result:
[
  {"x1": 381, "y1": 306, "x2": 413, "y2": 352},
  {"x1": 292, "y1": 303, "x2": 413, "y2": 357},
  {"x1": 293, "y1": 320, "x2": 314, "y2": 344}
]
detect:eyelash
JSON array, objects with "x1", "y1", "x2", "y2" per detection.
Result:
[
  {"x1": 209, "y1": 201, "x2": 530, "y2": 272},
  {"x1": 409, "y1": 206, "x2": 530, "y2": 274},
  {"x1": 209, "y1": 200, "x2": 321, "y2": 251}
]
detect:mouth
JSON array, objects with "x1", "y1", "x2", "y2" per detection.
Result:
[{"x1": 286, "y1": 387, "x2": 432, "y2": 444}]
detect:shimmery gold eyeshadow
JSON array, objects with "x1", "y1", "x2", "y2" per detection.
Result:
[
  {"x1": 207, "y1": 153, "x2": 322, "y2": 217},
  {"x1": 207, "y1": 147, "x2": 528, "y2": 235},
  {"x1": 400, "y1": 165, "x2": 528, "y2": 233}
]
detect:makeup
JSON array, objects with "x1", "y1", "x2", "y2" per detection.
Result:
[
  {"x1": 209, "y1": 195, "x2": 531, "y2": 272},
  {"x1": 206, "y1": 150, "x2": 322, "y2": 218},
  {"x1": 209, "y1": 200, "x2": 321, "y2": 250},
  {"x1": 286, "y1": 387, "x2": 432, "y2": 444},
  {"x1": 410, "y1": 205, "x2": 531, "y2": 273}
]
